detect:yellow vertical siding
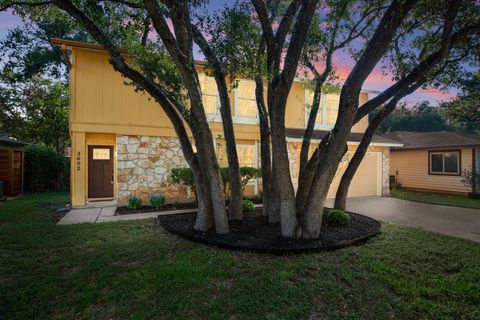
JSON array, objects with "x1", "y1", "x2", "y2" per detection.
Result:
[
  {"x1": 71, "y1": 131, "x2": 86, "y2": 206},
  {"x1": 390, "y1": 148, "x2": 472, "y2": 193}
]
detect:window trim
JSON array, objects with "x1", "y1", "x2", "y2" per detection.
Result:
[
  {"x1": 304, "y1": 89, "x2": 334, "y2": 131},
  {"x1": 428, "y1": 149, "x2": 461, "y2": 176},
  {"x1": 199, "y1": 74, "x2": 222, "y2": 122}
]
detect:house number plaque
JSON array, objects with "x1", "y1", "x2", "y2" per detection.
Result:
[{"x1": 76, "y1": 152, "x2": 81, "y2": 171}]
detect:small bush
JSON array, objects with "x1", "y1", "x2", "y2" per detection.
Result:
[
  {"x1": 170, "y1": 168, "x2": 196, "y2": 193},
  {"x1": 127, "y1": 196, "x2": 143, "y2": 210},
  {"x1": 149, "y1": 194, "x2": 165, "y2": 209},
  {"x1": 327, "y1": 209, "x2": 351, "y2": 226},
  {"x1": 242, "y1": 199, "x2": 255, "y2": 212}
]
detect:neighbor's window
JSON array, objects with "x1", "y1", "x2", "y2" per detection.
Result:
[
  {"x1": 305, "y1": 89, "x2": 323, "y2": 125},
  {"x1": 237, "y1": 144, "x2": 256, "y2": 167},
  {"x1": 236, "y1": 81, "x2": 257, "y2": 118},
  {"x1": 199, "y1": 75, "x2": 218, "y2": 114},
  {"x1": 429, "y1": 151, "x2": 460, "y2": 175}
]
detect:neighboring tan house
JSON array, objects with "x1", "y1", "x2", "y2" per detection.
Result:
[
  {"x1": 52, "y1": 38, "x2": 402, "y2": 207},
  {"x1": 385, "y1": 131, "x2": 480, "y2": 194}
]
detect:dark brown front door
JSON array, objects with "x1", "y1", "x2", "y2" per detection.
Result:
[{"x1": 88, "y1": 145, "x2": 114, "y2": 199}]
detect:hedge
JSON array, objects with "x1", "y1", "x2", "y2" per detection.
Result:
[{"x1": 24, "y1": 145, "x2": 69, "y2": 192}]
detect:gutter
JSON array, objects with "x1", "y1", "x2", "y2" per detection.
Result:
[{"x1": 285, "y1": 137, "x2": 404, "y2": 148}]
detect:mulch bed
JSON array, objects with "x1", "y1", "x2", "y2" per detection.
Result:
[
  {"x1": 158, "y1": 208, "x2": 380, "y2": 254},
  {"x1": 115, "y1": 202, "x2": 197, "y2": 215}
]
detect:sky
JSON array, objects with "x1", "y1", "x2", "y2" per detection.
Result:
[{"x1": 0, "y1": 5, "x2": 457, "y2": 105}]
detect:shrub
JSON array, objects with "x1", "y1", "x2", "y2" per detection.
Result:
[
  {"x1": 170, "y1": 168, "x2": 196, "y2": 195},
  {"x1": 149, "y1": 193, "x2": 165, "y2": 209},
  {"x1": 127, "y1": 196, "x2": 143, "y2": 210},
  {"x1": 242, "y1": 199, "x2": 255, "y2": 212},
  {"x1": 240, "y1": 167, "x2": 262, "y2": 192},
  {"x1": 327, "y1": 209, "x2": 351, "y2": 226},
  {"x1": 171, "y1": 166, "x2": 262, "y2": 200},
  {"x1": 24, "y1": 144, "x2": 69, "y2": 192}
]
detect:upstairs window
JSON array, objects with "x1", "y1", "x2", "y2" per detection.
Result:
[
  {"x1": 325, "y1": 94, "x2": 339, "y2": 125},
  {"x1": 429, "y1": 151, "x2": 460, "y2": 175},
  {"x1": 305, "y1": 90, "x2": 340, "y2": 129},
  {"x1": 235, "y1": 80, "x2": 258, "y2": 123},
  {"x1": 199, "y1": 75, "x2": 219, "y2": 115}
]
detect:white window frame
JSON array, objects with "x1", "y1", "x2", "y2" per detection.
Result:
[
  {"x1": 304, "y1": 89, "x2": 334, "y2": 130},
  {"x1": 200, "y1": 74, "x2": 222, "y2": 122},
  {"x1": 233, "y1": 79, "x2": 259, "y2": 125},
  {"x1": 429, "y1": 150, "x2": 461, "y2": 175}
]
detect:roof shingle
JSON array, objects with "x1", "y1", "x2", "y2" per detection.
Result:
[{"x1": 383, "y1": 131, "x2": 480, "y2": 150}]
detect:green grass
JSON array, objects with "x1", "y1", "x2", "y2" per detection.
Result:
[
  {"x1": 392, "y1": 189, "x2": 480, "y2": 210},
  {"x1": 1, "y1": 193, "x2": 479, "y2": 319}
]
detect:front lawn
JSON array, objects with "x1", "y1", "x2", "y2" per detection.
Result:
[
  {"x1": 392, "y1": 189, "x2": 480, "y2": 210},
  {"x1": 1, "y1": 193, "x2": 479, "y2": 319}
]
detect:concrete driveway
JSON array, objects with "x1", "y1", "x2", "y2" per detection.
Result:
[{"x1": 326, "y1": 197, "x2": 480, "y2": 243}]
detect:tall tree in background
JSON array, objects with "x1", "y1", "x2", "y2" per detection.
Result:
[
  {"x1": 441, "y1": 73, "x2": 480, "y2": 134},
  {"x1": 0, "y1": 9, "x2": 88, "y2": 151},
  {"x1": 0, "y1": 78, "x2": 69, "y2": 153},
  {"x1": 375, "y1": 102, "x2": 453, "y2": 133}
]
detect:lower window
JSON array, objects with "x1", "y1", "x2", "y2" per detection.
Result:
[{"x1": 429, "y1": 151, "x2": 460, "y2": 175}]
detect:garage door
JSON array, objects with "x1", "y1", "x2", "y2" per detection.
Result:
[{"x1": 327, "y1": 152, "x2": 381, "y2": 198}]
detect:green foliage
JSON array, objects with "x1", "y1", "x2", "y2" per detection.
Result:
[
  {"x1": 440, "y1": 74, "x2": 480, "y2": 135},
  {"x1": 0, "y1": 9, "x2": 90, "y2": 82},
  {"x1": 170, "y1": 168, "x2": 196, "y2": 195},
  {"x1": 327, "y1": 209, "x2": 351, "y2": 226},
  {"x1": 0, "y1": 78, "x2": 70, "y2": 153},
  {"x1": 195, "y1": 2, "x2": 263, "y2": 83},
  {"x1": 24, "y1": 144, "x2": 68, "y2": 192},
  {"x1": 242, "y1": 199, "x2": 255, "y2": 212},
  {"x1": 392, "y1": 189, "x2": 480, "y2": 210},
  {"x1": 239, "y1": 166, "x2": 262, "y2": 192},
  {"x1": 460, "y1": 169, "x2": 480, "y2": 192},
  {"x1": 375, "y1": 102, "x2": 453, "y2": 134},
  {"x1": 127, "y1": 196, "x2": 143, "y2": 210},
  {"x1": 149, "y1": 193, "x2": 166, "y2": 209},
  {"x1": 171, "y1": 166, "x2": 261, "y2": 200}
]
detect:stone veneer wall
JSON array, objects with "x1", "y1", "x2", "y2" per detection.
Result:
[
  {"x1": 382, "y1": 148, "x2": 390, "y2": 196},
  {"x1": 117, "y1": 135, "x2": 190, "y2": 205}
]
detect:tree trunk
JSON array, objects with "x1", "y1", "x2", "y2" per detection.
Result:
[
  {"x1": 190, "y1": 105, "x2": 230, "y2": 234},
  {"x1": 334, "y1": 85, "x2": 422, "y2": 210},
  {"x1": 299, "y1": 80, "x2": 322, "y2": 176},
  {"x1": 269, "y1": 92, "x2": 298, "y2": 237},
  {"x1": 216, "y1": 76, "x2": 243, "y2": 221},
  {"x1": 254, "y1": 75, "x2": 276, "y2": 220},
  {"x1": 191, "y1": 24, "x2": 243, "y2": 221},
  {"x1": 192, "y1": 162, "x2": 214, "y2": 231}
]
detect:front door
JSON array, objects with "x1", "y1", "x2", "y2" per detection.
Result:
[{"x1": 88, "y1": 145, "x2": 114, "y2": 199}]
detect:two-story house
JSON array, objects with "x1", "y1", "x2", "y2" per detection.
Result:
[{"x1": 52, "y1": 38, "x2": 402, "y2": 207}]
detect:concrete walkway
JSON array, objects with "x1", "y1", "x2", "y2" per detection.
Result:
[
  {"x1": 326, "y1": 196, "x2": 480, "y2": 243},
  {"x1": 57, "y1": 207, "x2": 197, "y2": 225}
]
